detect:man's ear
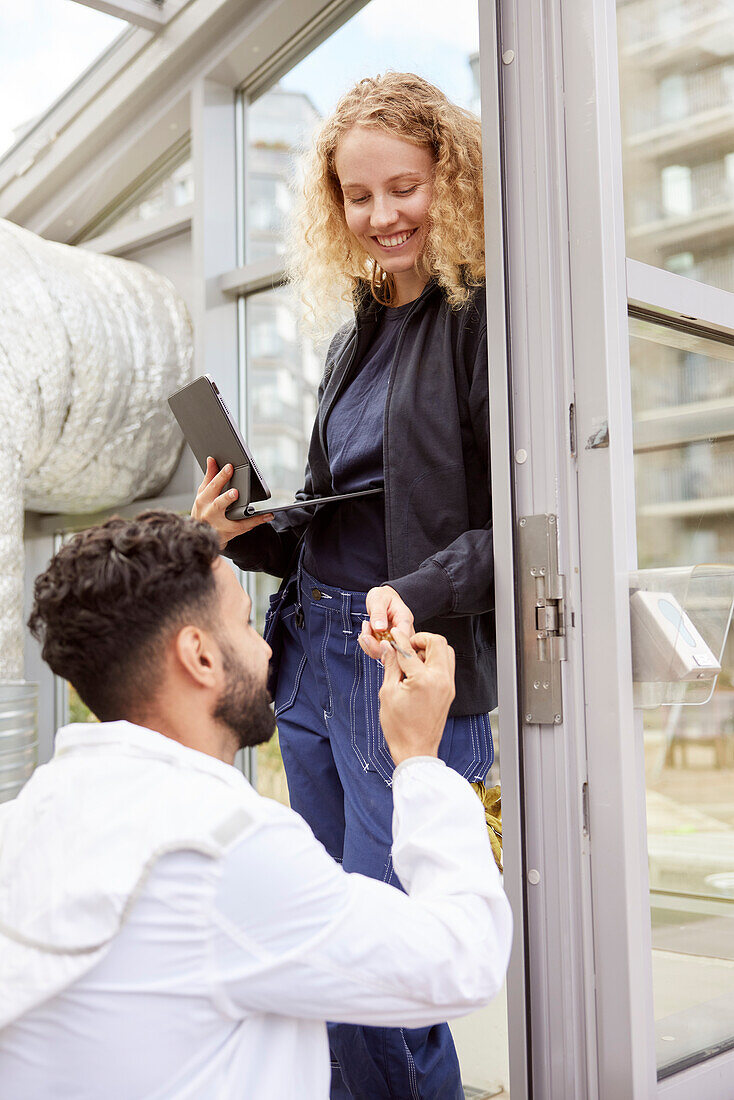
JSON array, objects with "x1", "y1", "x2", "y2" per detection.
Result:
[{"x1": 172, "y1": 625, "x2": 219, "y2": 688}]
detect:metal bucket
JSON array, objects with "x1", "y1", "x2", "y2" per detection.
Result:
[{"x1": 0, "y1": 681, "x2": 38, "y2": 803}]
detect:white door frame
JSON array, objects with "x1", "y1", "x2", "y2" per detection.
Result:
[
  {"x1": 478, "y1": 3, "x2": 531, "y2": 1095},
  {"x1": 559, "y1": 0, "x2": 658, "y2": 1093},
  {"x1": 490, "y1": 0, "x2": 657, "y2": 1094}
]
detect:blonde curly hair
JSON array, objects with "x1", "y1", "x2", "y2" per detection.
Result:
[{"x1": 287, "y1": 72, "x2": 485, "y2": 339}]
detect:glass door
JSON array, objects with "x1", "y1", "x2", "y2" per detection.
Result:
[
  {"x1": 494, "y1": 0, "x2": 734, "y2": 1094},
  {"x1": 618, "y1": 2, "x2": 734, "y2": 1087},
  {"x1": 232, "y1": 1, "x2": 529, "y2": 1095},
  {"x1": 627, "y1": 313, "x2": 734, "y2": 1081}
]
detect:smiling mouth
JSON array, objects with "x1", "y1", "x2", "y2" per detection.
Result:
[{"x1": 373, "y1": 227, "x2": 419, "y2": 249}]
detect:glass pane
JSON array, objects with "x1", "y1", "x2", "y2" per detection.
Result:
[
  {"x1": 245, "y1": 92, "x2": 320, "y2": 262},
  {"x1": 241, "y1": 4, "x2": 510, "y2": 1092},
  {"x1": 76, "y1": 144, "x2": 193, "y2": 243},
  {"x1": 245, "y1": 285, "x2": 321, "y2": 504},
  {"x1": 617, "y1": 1, "x2": 734, "y2": 294},
  {"x1": 246, "y1": 284, "x2": 321, "y2": 809},
  {"x1": 630, "y1": 317, "x2": 734, "y2": 1076}
]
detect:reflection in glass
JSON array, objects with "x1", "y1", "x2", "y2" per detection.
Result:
[
  {"x1": 617, "y1": 1, "x2": 734, "y2": 294},
  {"x1": 244, "y1": 91, "x2": 320, "y2": 262},
  {"x1": 630, "y1": 317, "x2": 734, "y2": 1076},
  {"x1": 245, "y1": 284, "x2": 320, "y2": 809},
  {"x1": 245, "y1": 285, "x2": 321, "y2": 510}
]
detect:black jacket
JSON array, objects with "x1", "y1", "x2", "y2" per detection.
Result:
[{"x1": 225, "y1": 280, "x2": 496, "y2": 715}]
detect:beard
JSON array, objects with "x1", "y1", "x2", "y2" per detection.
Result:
[{"x1": 212, "y1": 640, "x2": 276, "y2": 751}]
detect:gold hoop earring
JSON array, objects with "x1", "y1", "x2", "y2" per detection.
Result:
[
  {"x1": 369, "y1": 261, "x2": 385, "y2": 302},
  {"x1": 370, "y1": 262, "x2": 394, "y2": 306}
]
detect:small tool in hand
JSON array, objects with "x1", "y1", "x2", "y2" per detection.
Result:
[{"x1": 373, "y1": 628, "x2": 413, "y2": 660}]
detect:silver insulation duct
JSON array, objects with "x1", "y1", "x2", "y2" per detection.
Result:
[{"x1": 0, "y1": 218, "x2": 193, "y2": 679}]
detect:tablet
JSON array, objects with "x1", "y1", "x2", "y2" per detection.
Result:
[
  {"x1": 168, "y1": 375, "x2": 269, "y2": 505},
  {"x1": 168, "y1": 375, "x2": 384, "y2": 521}
]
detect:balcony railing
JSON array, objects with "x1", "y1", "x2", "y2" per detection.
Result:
[
  {"x1": 251, "y1": 399, "x2": 306, "y2": 433},
  {"x1": 689, "y1": 252, "x2": 734, "y2": 291},
  {"x1": 619, "y1": 0, "x2": 732, "y2": 50},
  {"x1": 632, "y1": 356, "x2": 734, "y2": 410},
  {"x1": 636, "y1": 444, "x2": 734, "y2": 506},
  {"x1": 628, "y1": 163, "x2": 734, "y2": 229},
  {"x1": 625, "y1": 63, "x2": 734, "y2": 136}
]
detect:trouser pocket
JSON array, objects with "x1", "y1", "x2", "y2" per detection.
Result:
[
  {"x1": 450, "y1": 712, "x2": 494, "y2": 782},
  {"x1": 271, "y1": 606, "x2": 308, "y2": 719},
  {"x1": 274, "y1": 650, "x2": 307, "y2": 719},
  {"x1": 349, "y1": 644, "x2": 394, "y2": 785},
  {"x1": 264, "y1": 579, "x2": 298, "y2": 700}
]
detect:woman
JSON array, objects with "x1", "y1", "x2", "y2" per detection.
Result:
[{"x1": 193, "y1": 73, "x2": 496, "y2": 1100}]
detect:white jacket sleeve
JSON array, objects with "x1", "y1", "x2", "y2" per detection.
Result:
[{"x1": 209, "y1": 759, "x2": 512, "y2": 1027}]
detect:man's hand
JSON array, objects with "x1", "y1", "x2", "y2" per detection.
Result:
[
  {"x1": 361, "y1": 585, "x2": 414, "y2": 660},
  {"x1": 191, "y1": 457, "x2": 273, "y2": 550},
  {"x1": 369, "y1": 629, "x2": 456, "y2": 766}
]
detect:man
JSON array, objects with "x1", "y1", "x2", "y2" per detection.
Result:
[{"x1": 0, "y1": 511, "x2": 511, "y2": 1099}]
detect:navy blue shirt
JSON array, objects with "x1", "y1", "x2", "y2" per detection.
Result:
[{"x1": 303, "y1": 299, "x2": 414, "y2": 591}]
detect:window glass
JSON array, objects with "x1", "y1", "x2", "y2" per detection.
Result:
[
  {"x1": 630, "y1": 317, "x2": 734, "y2": 1076},
  {"x1": 246, "y1": 283, "x2": 322, "y2": 809},
  {"x1": 245, "y1": 91, "x2": 320, "y2": 261},
  {"x1": 76, "y1": 144, "x2": 193, "y2": 243},
  {"x1": 617, "y1": 1, "x2": 734, "y2": 294},
  {"x1": 245, "y1": 286, "x2": 318, "y2": 502}
]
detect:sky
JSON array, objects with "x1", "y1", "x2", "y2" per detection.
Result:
[
  {"x1": 0, "y1": 0, "x2": 479, "y2": 159},
  {"x1": 0, "y1": 0, "x2": 124, "y2": 157},
  {"x1": 282, "y1": 0, "x2": 479, "y2": 116}
]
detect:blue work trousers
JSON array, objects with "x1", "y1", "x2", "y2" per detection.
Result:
[{"x1": 269, "y1": 565, "x2": 494, "y2": 1100}]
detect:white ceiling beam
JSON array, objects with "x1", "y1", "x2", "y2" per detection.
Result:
[
  {"x1": 79, "y1": 203, "x2": 193, "y2": 255},
  {"x1": 66, "y1": 0, "x2": 167, "y2": 32}
]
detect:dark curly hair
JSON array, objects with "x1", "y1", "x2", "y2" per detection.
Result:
[{"x1": 28, "y1": 511, "x2": 221, "y2": 722}]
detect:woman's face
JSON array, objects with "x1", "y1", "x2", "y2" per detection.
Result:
[{"x1": 334, "y1": 126, "x2": 435, "y2": 282}]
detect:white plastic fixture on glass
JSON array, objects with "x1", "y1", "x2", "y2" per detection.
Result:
[{"x1": 629, "y1": 565, "x2": 734, "y2": 708}]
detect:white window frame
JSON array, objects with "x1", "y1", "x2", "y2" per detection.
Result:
[{"x1": 66, "y1": 0, "x2": 168, "y2": 32}]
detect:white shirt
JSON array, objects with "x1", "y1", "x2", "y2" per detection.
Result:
[{"x1": 0, "y1": 722, "x2": 511, "y2": 1099}]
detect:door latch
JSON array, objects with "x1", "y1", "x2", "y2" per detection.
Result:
[{"x1": 518, "y1": 514, "x2": 566, "y2": 724}]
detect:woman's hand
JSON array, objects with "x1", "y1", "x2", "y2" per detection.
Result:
[
  {"x1": 360, "y1": 585, "x2": 415, "y2": 660},
  {"x1": 191, "y1": 457, "x2": 273, "y2": 550}
]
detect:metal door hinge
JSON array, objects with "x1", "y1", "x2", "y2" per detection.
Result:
[{"x1": 518, "y1": 514, "x2": 566, "y2": 724}]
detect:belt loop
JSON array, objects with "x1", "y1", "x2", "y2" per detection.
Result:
[
  {"x1": 294, "y1": 545, "x2": 305, "y2": 629},
  {"x1": 341, "y1": 591, "x2": 353, "y2": 654}
]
